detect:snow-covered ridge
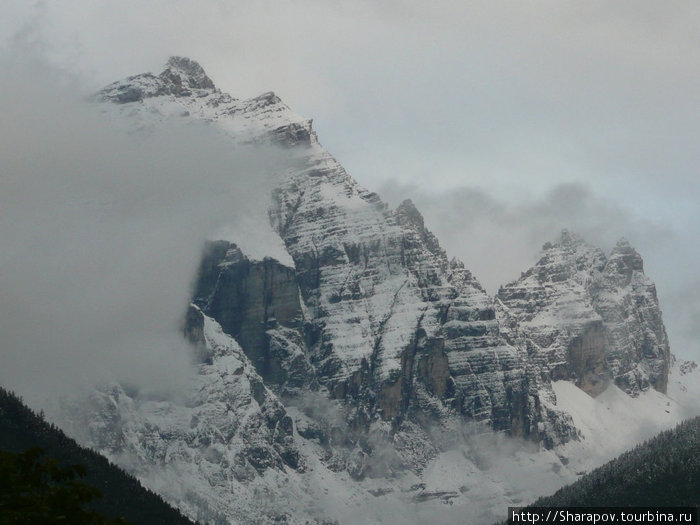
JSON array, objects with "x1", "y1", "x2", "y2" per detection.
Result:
[{"x1": 97, "y1": 56, "x2": 316, "y2": 147}]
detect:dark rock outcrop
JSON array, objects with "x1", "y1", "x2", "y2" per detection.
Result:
[
  {"x1": 189, "y1": 241, "x2": 313, "y2": 393},
  {"x1": 98, "y1": 56, "x2": 215, "y2": 103}
]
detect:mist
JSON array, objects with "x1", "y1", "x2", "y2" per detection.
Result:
[{"x1": 0, "y1": 53, "x2": 293, "y2": 410}]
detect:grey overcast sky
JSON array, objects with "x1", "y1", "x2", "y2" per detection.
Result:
[{"x1": 1, "y1": 1, "x2": 698, "y2": 386}]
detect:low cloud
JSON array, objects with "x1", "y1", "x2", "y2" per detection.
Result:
[{"x1": 0, "y1": 52, "x2": 292, "y2": 409}]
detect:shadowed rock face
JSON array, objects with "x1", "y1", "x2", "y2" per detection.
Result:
[
  {"x1": 597, "y1": 240, "x2": 670, "y2": 393},
  {"x1": 559, "y1": 321, "x2": 609, "y2": 396},
  {"x1": 161, "y1": 56, "x2": 216, "y2": 91},
  {"x1": 190, "y1": 241, "x2": 313, "y2": 392}
]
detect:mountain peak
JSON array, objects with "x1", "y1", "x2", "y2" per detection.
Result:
[
  {"x1": 395, "y1": 198, "x2": 424, "y2": 229},
  {"x1": 607, "y1": 237, "x2": 644, "y2": 274},
  {"x1": 69, "y1": 59, "x2": 679, "y2": 524},
  {"x1": 557, "y1": 228, "x2": 582, "y2": 247},
  {"x1": 614, "y1": 236, "x2": 630, "y2": 247},
  {"x1": 160, "y1": 56, "x2": 215, "y2": 91},
  {"x1": 96, "y1": 56, "x2": 217, "y2": 103},
  {"x1": 540, "y1": 229, "x2": 586, "y2": 252}
]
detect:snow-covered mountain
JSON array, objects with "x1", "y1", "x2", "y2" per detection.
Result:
[{"x1": 58, "y1": 57, "x2": 697, "y2": 524}]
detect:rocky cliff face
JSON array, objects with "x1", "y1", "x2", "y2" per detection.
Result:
[
  {"x1": 60, "y1": 58, "x2": 678, "y2": 524},
  {"x1": 190, "y1": 241, "x2": 313, "y2": 393},
  {"x1": 266, "y1": 152, "x2": 550, "y2": 440}
]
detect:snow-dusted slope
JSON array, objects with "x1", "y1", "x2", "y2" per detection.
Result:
[
  {"x1": 62, "y1": 308, "x2": 304, "y2": 523},
  {"x1": 63, "y1": 323, "x2": 695, "y2": 524},
  {"x1": 667, "y1": 358, "x2": 700, "y2": 417},
  {"x1": 57, "y1": 57, "x2": 697, "y2": 525}
]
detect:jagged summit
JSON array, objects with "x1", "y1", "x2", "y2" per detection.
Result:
[
  {"x1": 246, "y1": 91, "x2": 282, "y2": 109},
  {"x1": 542, "y1": 229, "x2": 586, "y2": 251},
  {"x1": 396, "y1": 198, "x2": 421, "y2": 221},
  {"x1": 607, "y1": 237, "x2": 644, "y2": 274},
  {"x1": 97, "y1": 56, "x2": 218, "y2": 104},
  {"x1": 613, "y1": 237, "x2": 631, "y2": 249},
  {"x1": 538, "y1": 232, "x2": 645, "y2": 282},
  {"x1": 394, "y1": 199, "x2": 424, "y2": 227},
  {"x1": 557, "y1": 228, "x2": 579, "y2": 245},
  {"x1": 95, "y1": 58, "x2": 317, "y2": 147},
  {"x1": 161, "y1": 56, "x2": 216, "y2": 91}
]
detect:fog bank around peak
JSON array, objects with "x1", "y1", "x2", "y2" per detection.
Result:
[{"x1": 0, "y1": 53, "x2": 293, "y2": 410}]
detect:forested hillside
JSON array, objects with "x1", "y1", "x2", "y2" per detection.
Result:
[
  {"x1": 0, "y1": 387, "x2": 196, "y2": 524},
  {"x1": 532, "y1": 416, "x2": 699, "y2": 507}
]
